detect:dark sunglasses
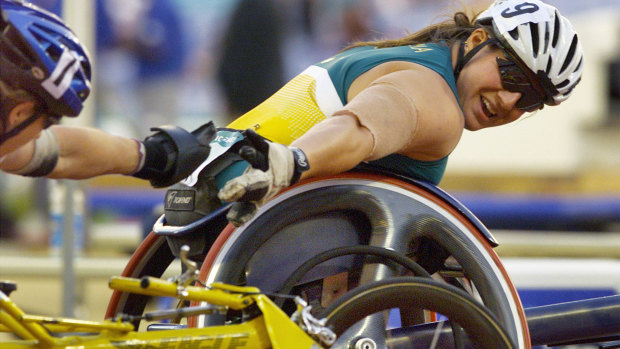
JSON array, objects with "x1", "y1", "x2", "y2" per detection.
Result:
[{"x1": 496, "y1": 56, "x2": 546, "y2": 113}]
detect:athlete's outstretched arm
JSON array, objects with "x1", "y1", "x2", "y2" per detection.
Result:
[
  {"x1": 0, "y1": 126, "x2": 140, "y2": 179},
  {"x1": 50, "y1": 126, "x2": 141, "y2": 178},
  {"x1": 218, "y1": 67, "x2": 464, "y2": 226},
  {"x1": 1, "y1": 122, "x2": 215, "y2": 187},
  {"x1": 293, "y1": 68, "x2": 434, "y2": 180}
]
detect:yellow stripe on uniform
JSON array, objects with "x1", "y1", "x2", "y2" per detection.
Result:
[{"x1": 226, "y1": 66, "x2": 343, "y2": 145}]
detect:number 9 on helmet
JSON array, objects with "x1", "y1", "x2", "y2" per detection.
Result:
[{"x1": 476, "y1": 0, "x2": 584, "y2": 106}]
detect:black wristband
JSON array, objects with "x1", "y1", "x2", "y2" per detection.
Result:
[
  {"x1": 130, "y1": 122, "x2": 215, "y2": 188},
  {"x1": 132, "y1": 140, "x2": 167, "y2": 180},
  {"x1": 290, "y1": 147, "x2": 310, "y2": 184}
]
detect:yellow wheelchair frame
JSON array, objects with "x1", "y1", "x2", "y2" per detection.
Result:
[{"x1": 0, "y1": 247, "x2": 332, "y2": 349}]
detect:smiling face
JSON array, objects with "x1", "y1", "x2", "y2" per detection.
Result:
[{"x1": 456, "y1": 29, "x2": 527, "y2": 131}]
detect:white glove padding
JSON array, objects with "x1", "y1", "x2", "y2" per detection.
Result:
[{"x1": 218, "y1": 129, "x2": 309, "y2": 226}]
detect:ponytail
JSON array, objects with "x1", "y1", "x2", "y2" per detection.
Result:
[{"x1": 342, "y1": 11, "x2": 482, "y2": 51}]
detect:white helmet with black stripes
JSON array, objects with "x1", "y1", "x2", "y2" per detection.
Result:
[{"x1": 476, "y1": 0, "x2": 584, "y2": 105}]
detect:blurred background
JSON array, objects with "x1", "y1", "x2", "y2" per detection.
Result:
[{"x1": 0, "y1": 0, "x2": 619, "y2": 340}]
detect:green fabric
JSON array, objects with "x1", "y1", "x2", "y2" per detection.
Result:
[
  {"x1": 368, "y1": 155, "x2": 447, "y2": 185},
  {"x1": 315, "y1": 43, "x2": 459, "y2": 105},
  {"x1": 315, "y1": 43, "x2": 457, "y2": 184},
  {"x1": 215, "y1": 160, "x2": 248, "y2": 189}
]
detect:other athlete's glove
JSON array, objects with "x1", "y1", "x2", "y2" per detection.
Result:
[
  {"x1": 132, "y1": 122, "x2": 216, "y2": 188},
  {"x1": 218, "y1": 129, "x2": 309, "y2": 226}
]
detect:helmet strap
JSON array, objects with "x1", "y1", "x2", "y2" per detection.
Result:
[
  {"x1": 453, "y1": 38, "x2": 498, "y2": 81},
  {"x1": 0, "y1": 113, "x2": 42, "y2": 147}
]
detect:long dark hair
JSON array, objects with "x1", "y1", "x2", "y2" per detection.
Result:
[{"x1": 342, "y1": 11, "x2": 486, "y2": 51}]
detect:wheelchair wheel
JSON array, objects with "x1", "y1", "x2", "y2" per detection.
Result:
[
  {"x1": 195, "y1": 171, "x2": 530, "y2": 348},
  {"x1": 105, "y1": 208, "x2": 229, "y2": 328},
  {"x1": 104, "y1": 232, "x2": 175, "y2": 327},
  {"x1": 321, "y1": 276, "x2": 515, "y2": 349}
]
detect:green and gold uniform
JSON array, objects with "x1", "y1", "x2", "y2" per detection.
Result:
[{"x1": 226, "y1": 43, "x2": 459, "y2": 185}]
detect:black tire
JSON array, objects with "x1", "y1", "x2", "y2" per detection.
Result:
[{"x1": 321, "y1": 276, "x2": 515, "y2": 349}]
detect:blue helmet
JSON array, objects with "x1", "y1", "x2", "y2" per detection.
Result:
[{"x1": 0, "y1": 0, "x2": 91, "y2": 117}]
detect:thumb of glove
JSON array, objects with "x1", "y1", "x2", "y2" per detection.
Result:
[{"x1": 226, "y1": 201, "x2": 258, "y2": 227}]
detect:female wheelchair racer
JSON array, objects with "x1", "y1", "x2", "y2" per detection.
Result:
[{"x1": 107, "y1": 1, "x2": 584, "y2": 347}]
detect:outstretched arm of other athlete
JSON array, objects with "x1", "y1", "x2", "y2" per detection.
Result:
[
  {"x1": 0, "y1": 126, "x2": 141, "y2": 178},
  {"x1": 1, "y1": 122, "x2": 216, "y2": 188}
]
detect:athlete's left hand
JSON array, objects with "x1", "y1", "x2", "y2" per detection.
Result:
[{"x1": 218, "y1": 129, "x2": 309, "y2": 226}]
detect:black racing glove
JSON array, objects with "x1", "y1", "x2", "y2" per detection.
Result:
[
  {"x1": 132, "y1": 122, "x2": 216, "y2": 188},
  {"x1": 218, "y1": 129, "x2": 309, "y2": 226}
]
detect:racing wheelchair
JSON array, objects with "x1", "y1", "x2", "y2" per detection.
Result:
[
  {"x1": 101, "y1": 128, "x2": 620, "y2": 348},
  {"x1": 100, "y1": 128, "x2": 532, "y2": 348},
  {"x1": 1, "y1": 242, "x2": 518, "y2": 348},
  {"x1": 3, "y1": 128, "x2": 619, "y2": 348}
]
